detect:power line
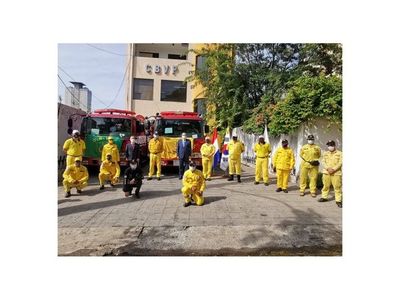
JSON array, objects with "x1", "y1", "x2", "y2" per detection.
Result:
[
  {"x1": 106, "y1": 54, "x2": 132, "y2": 108},
  {"x1": 86, "y1": 44, "x2": 129, "y2": 56},
  {"x1": 58, "y1": 74, "x2": 88, "y2": 110}
]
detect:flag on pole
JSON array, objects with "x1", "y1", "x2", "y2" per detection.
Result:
[
  {"x1": 263, "y1": 124, "x2": 270, "y2": 144},
  {"x1": 211, "y1": 128, "x2": 220, "y2": 169},
  {"x1": 220, "y1": 127, "x2": 230, "y2": 171}
]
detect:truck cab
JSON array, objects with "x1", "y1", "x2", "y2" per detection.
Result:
[
  {"x1": 80, "y1": 109, "x2": 147, "y2": 167},
  {"x1": 146, "y1": 111, "x2": 209, "y2": 167}
]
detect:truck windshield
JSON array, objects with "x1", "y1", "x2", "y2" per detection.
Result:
[
  {"x1": 84, "y1": 117, "x2": 132, "y2": 135},
  {"x1": 158, "y1": 119, "x2": 203, "y2": 138}
]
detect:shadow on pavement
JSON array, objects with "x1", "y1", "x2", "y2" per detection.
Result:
[
  {"x1": 58, "y1": 187, "x2": 185, "y2": 216},
  {"x1": 205, "y1": 196, "x2": 227, "y2": 205},
  {"x1": 58, "y1": 199, "x2": 82, "y2": 205},
  {"x1": 58, "y1": 197, "x2": 133, "y2": 217}
]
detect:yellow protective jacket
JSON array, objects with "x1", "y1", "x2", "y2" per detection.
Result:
[
  {"x1": 63, "y1": 138, "x2": 86, "y2": 157},
  {"x1": 254, "y1": 143, "x2": 271, "y2": 158},
  {"x1": 183, "y1": 169, "x2": 206, "y2": 192},
  {"x1": 322, "y1": 150, "x2": 342, "y2": 176},
  {"x1": 101, "y1": 143, "x2": 120, "y2": 162},
  {"x1": 273, "y1": 147, "x2": 295, "y2": 170},
  {"x1": 300, "y1": 144, "x2": 321, "y2": 168},
  {"x1": 63, "y1": 165, "x2": 89, "y2": 182},
  {"x1": 200, "y1": 143, "x2": 216, "y2": 159},
  {"x1": 99, "y1": 160, "x2": 121, "y2": 178},
  {"x1": 148, "y1": 138, "x2": 163, "y2": 154},
  {"x1": 228, "y1": 141, "x2": 245, "y2": 160}
]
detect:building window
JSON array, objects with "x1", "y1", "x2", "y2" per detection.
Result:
[
  {"x1": 168, "y1": 54, "x2": 187, "y2": 60},
  {"x1": 133, "y1": 79, "x2": 153, "y2": 100},
  {"x1": 161, "y1": 80, "x2": 187, "y2": 102},
  {"x1": 138, "y1": 52, "x2": 159, "y2": 58},
  {"x1": 196, "y1": 55, "x2": 206, "y2": 71}
]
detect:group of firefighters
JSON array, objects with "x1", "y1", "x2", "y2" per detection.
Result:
[{"x1": 62, "y1": 130, "x2": 343, "y2": 208}]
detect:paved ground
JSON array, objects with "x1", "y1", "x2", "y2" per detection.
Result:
[{"x1": 58, "y1": 165, "x2": 342, "y2": 256}]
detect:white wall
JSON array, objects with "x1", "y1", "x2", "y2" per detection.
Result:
[{"x1": 237, "y1": 117, "x2": 342, "y2": 183}]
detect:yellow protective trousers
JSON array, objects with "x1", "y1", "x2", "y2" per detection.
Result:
[
  {"x1": 98, "y1": 173, "x2": 119, "y2": 186},
  {"x1": 322, "y1": 174, "x2": 342, "y2": 202},
  {"x1": 255, "y1": 157, "x2": 269, "y2": 183},
  {"x1": 229, "y1": 158, "x2": 241, "y2": 175},
  {"x1": 148, "y1": 153, "x2": 161, "y2": 177},
  {"x1": 202, "y1": 157, "x2": 212, "y2": 179},
  {"x1": 181, "y1": 186, "x2": 204, "y2": 206},
  {"x1": 276, "y1": 169, "x2": 290, "y2": 189},
  {"x1": 299, "y1": 166, "x2": 319, "y2": 193},
  {"x1": 66, "y1": 155, "x2": 82, "y2": 167},
  {"x1": 63, "y1": 179, "x2": 87, "y2": 192}
]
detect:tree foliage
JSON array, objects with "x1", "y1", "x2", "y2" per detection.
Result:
[{"x1": 188, "y1": 43, "x2": 342, "y2": 135}]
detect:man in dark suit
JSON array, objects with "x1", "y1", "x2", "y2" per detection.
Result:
[
  {"x1": 176, "y1": 132, "x2": 192, "y2": 180},
  {"x1": 123, "y1": 160, "x2": 144, "y2": 198},
  {"x1": 125, "y1": 135, "x2": 141, "y2": 166}
]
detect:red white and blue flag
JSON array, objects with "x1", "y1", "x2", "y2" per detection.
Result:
[
  {"x1": 220, "y1": 127, "x2": 230, "y2": 171},
  {"x1": 211, "y1": 128, "x2": 220, "y2": 169}
]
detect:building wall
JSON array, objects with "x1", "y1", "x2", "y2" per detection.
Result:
[
  {"x1": 126, "y1": 43, "x2": 204, "y2": 117},
  {"x1": 57, "y1": 103, "x2": 86, "y2": 160},
  {"x1": 64, "y1": 87, "x2": 92, "y2": 112}
]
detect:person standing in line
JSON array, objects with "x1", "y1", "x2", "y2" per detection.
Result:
[
  {"x1": 272, "y1": 139, "x2": 295, "y2": 193},
  {"x1": 176, "y1": 132, "x2": 192, "y2": 180}
]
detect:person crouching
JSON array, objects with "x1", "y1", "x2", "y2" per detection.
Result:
[
  {"x1": 99, "y1": 153, "x2": 120, "y2": 190},
  {"x1": 181, "y1": 161, "x2": 206, "y2": 207},
  {"x1": 123, "y1": 159, "x2": 144, "y2": 199}
]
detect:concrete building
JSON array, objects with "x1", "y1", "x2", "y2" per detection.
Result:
[
  {"x1": 125, "y1": 43, "x2": 207, "y2": 117},
  {"x1": 64, "y1": 81, "x2": 92, "y2": 113}
]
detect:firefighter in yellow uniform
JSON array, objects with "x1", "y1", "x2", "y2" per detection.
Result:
[
  {"x1": 63, "y1": 130, "x2": 86, "y2": 167},
  {"x1": 63, "y1": 157, "x2": 89, "y2": 198},
  {"x1": 299, "y1": 134, "x2": 321, "y2": 197},
  {"x1": 101, "y1": 136, "x2": 120, "y2": 162},
  {"x1": 227, "y1": 135, "x2": 245, "y2": 182},
  {"x1": 148, "y1": 131, "x2": 163, "y2": 180},
  {"x1": 200, "y1": 136, "x2": 216, "y2": 181},
  {"x1": 99, "y1": 153, "x2": 120, "y2": 189},
  {"x1": 273, "y1": 139, "x2": 295, "y2": 193},
  {"x1": 319, "y1": 140, "x2": 342, "y2": 208},
  {"x1": 182, "y1": 161, "x2": 206, "y2": 207},
  {"x1": 254, "y1": 135, "x2": 271, "y2": 186}
]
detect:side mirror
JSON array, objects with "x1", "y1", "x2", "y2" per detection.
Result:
[{"x1": 204, "y1": 125, "x2": 210, "y2": 134}]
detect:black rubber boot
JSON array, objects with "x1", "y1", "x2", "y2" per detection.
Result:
[
  {"x1": 318, "y1": 198, "x2": 328, "y2": 202},
  {"x1": 264, "y1": 182, "x2": 269, "y2": 186},
  {"x1": 227, "y1": 175, "x2": 234, "y2": 181},
  {"x1": 77, "y1": 189, "x2": 82, "y2": 194},
  {"x1": 276, "y1": 188, "x2": 282, "y2": 192},
  {"x1": 336, "y1": 202, "x2": 342, "y2": 208},
  {"x1": 99, "y1": 185, "x2": 105, "y2": 190},
  {"x1": 183, "y1": 202, "x2": 191, "y2": 207},
  {"x1": 65, "y1": 191, "x2": 71, "y2": 198},
  {"x1": 237, "y1": 175, "x2": 241, "y2": 183},
  {"x1": 254, "y1": 181, "x2": 259, "y2": 185}
]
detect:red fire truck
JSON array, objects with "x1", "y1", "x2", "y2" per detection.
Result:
[
  {"x1": 79, "y1": 109, "x2": 148, "y2": 167},
  {"x1": 145, "y1": 111, "x2": 210, "y2": 167}
]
